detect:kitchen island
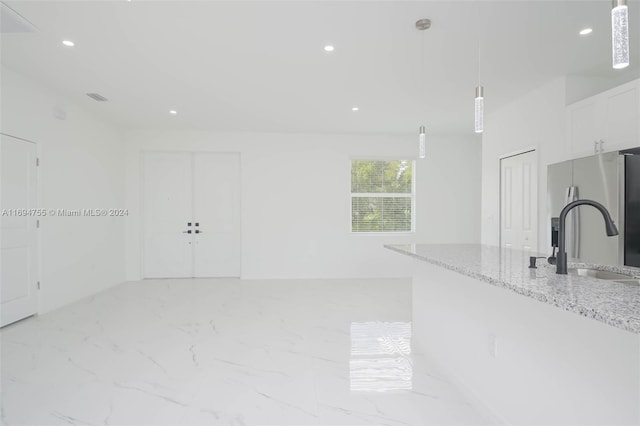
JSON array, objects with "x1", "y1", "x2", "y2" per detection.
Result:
[{"x1": 386, "y1": 244, "x2": 640, "y2": 425}]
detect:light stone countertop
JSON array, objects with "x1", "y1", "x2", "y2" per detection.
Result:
[{"x1": 385, "y1": 244, "x2": 640, "y2": 334}]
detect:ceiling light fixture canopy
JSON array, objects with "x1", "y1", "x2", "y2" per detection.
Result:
[
  {"x1": 579, "y1": 28, "x2": 593, "y2": 35},
  {"x1": 62, "y1": 40, "x2": 74, "y2": 47},
  {"x1": 612, "y1": 0, "x2": 629, "y2": 69},
  {"x1": 415, "y1": 18, "x2": 431, "y2": 31},
  {"x1": 324, "y1": 45, "x2": 335, "y2": 52}
]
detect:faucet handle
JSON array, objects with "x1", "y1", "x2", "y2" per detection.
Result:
[
  {"x1": 547, "y1": 246, "x2": 557, "y2": 265},
  {"x1": 529, "y1": 256, "x2": 547, "y2": 269}
]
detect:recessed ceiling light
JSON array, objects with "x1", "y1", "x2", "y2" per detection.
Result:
[
  {"x1": 324, "y1": 45, "x2": 335, "y2": 52},
  {"x1": 169, "y1": 110, "x2": 177, "y2": 115},
  {"x1": 352, "y1": 106, "x2": 359, "y2": 111},
  {"x1": 62, "y1": 40, "x2": 75, "y2": 47},
  {"x1": 579, "y1": 28, "x2": 593, "y2": 35}
]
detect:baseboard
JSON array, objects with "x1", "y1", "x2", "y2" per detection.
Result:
[{"x1": 238, "y1": 275, "x2": 413, "y2": 281}]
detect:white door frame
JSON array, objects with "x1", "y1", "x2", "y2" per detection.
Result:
[
  {"x1": 499, "y1": 147, "x2": 538, "y2": 252},
  {"x1": 1, "y1": 132, "x2": 40, "y2": 326}
]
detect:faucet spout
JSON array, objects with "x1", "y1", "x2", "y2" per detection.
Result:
[
  {"x1": 556, "y1": 199, "x2": 619, "y2": 274},
  {"x1": 604, "y1": 218, "x2": 619, "y2": 237}
]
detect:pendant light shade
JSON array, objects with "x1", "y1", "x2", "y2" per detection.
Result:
[
  {"x1": 612, "y1": 0, "x2": 629, "y2": 69},
  {"x1": 474, "y1": 86, "x2": 484, "y2": 134},
  {"x1": 419, "y1": 125, "x2": 426, "y2": 159}
]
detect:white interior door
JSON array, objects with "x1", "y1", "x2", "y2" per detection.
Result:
[
  {"x1": 143, "y1": 152, "x2": 193, "y2": 278},
  {"x1": 143, "y1": 152, "x2": 241, "y2": 278},
  {"x1": 1, "y1": 134, "x2": 38, "y2": 327},
  {"x1": 500, "y1": 150, "x2": 538, "y2": 253},
  {"x1": 193, "y1": 153, "x2": 241, "y2": 277}
]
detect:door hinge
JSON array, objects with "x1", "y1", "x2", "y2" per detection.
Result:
[
  {"x1": 37, "y1": 281, "x2": 41, "y2": 290},
  {"x1": 37, "y1": 219, "x2": 40, "y2": 228},
  {"x1": 36, "y1": 157, "x2": 40, "y2": 166}
]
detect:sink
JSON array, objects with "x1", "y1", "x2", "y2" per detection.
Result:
[{"x1": 568, "y1": 268, "x2": 634, "y2": 280}]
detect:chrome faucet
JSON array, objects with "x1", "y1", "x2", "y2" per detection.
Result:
[{"x1": 556, "y1": 199, "x2": 619, "y2": 274}]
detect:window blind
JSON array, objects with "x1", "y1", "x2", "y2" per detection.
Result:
[{"x1": 351, "y1": 160, "x2": 414, "y2": 233}]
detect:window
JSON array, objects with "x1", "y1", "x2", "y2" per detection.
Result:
[{"x1": 351, "y1": 159, "x2": 414, "y2": 233}]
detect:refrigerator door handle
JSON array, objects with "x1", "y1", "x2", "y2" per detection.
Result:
[
  {"x1": 571, "y1": 186, "x2": 580, "y2": 259},
  {"x1": 564, "y1": 186, "x2": 580, "y2": 259},
  {"x1": 564, "y1": 187, "x2": 573, "y2": 258}
]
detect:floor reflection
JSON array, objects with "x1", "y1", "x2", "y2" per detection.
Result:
[{"x1": 349, "y1": 321, "x2": 412, "y2": 392}]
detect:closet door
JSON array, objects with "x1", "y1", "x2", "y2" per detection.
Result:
[
  {"x1": 500, "y1": 150, "x2": 538, "y2": 253},
  {"x1": 1, "y1": 134, "x2": 38, "y2": 327},
  {"x1": 192, "y1": 153, "x2": 241, "y2": 277},
  {"x1": 143, "y1": 152, "x2": 193, "y2": 278}
]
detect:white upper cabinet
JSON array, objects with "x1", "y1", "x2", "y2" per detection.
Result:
[
  {"x1": 567, "y1": 79, "x2": 640, "y2": 157},
  {"x1": 568, "y1": 98, "x2": 599, "y2": 156}
]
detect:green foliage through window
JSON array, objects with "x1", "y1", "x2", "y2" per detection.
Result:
[{"x1": 351, "y1": 160, "x2": 413, "y2": 232}]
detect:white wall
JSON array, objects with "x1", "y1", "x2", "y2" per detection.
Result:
[
  {"x1": 481, "y1": 77, "x2": 568, "y2": 251},
  {"x1": 1, "y1": 65, "x2": 125, "y2": 313},
  {"x1": 124, "y1": 131, "x2": 481, "y2": 280}
]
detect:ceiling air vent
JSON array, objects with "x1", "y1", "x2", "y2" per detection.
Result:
[
  {"x1": 86, "y1": 93, "x2": 108, "y2": 102},
  {"x1": 1, "y1": 2, "x2": 37, "y2": 33}
]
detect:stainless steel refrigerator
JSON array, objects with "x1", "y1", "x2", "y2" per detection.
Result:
[
  {"x1": 625, "y1": 153, "x2": 640, "y2": 267},
  {"x1": 547, "y1": 149, "x2": 640, "y2": 267}
]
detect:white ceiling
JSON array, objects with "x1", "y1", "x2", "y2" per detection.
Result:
[{"x1": 1, "y1": 0, "x2": 639, "y2": 135}]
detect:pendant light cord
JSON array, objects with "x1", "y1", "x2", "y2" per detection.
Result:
[
  {"x1": 421, "y1": 28, "x2": 426, "y2": 118},
  {"x1": 477, "y1": 2, "x2": 482, "y2": 87}
]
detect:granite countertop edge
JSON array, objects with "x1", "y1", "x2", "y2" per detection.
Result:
[{"x1": 385, "y1": 244, "x2": 640, "y2": 334}]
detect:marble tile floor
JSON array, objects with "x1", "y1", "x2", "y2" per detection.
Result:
[{"x1": 1, "y1": 278, "x2": 490, "y2": 426}]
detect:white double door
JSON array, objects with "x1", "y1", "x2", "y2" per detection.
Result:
[
  {"x1": 1, "y1": 134, "x2": 38, "y2": 327},
  {"x1": 143, "y1": 152, "x2": 240, "y2": 278}
]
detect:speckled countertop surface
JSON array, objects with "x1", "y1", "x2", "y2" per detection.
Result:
[{"x1": 385, "y1": 244, "x2": 640, "y2": 334}]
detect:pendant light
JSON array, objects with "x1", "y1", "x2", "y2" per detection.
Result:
[
  {"x1": 474, "y1": 86, "x2": 484, "y2": 134},
  {"x1": 612, "y1": 0, "x2": 629, "y2": 69},
  {"x1": 416, "y1": 18, "x2": 431, "y2": 159},
  {"x1": 474, "y1": 24, "x2": 484, "y2": 134}
]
